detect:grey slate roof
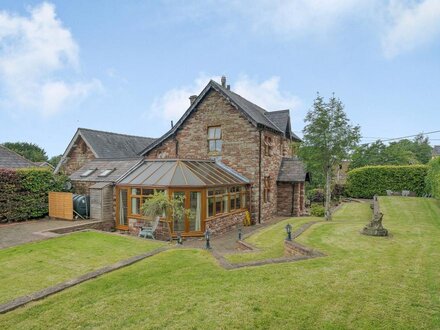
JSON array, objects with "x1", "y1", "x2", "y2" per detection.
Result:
[
  {"x1": 69, "y1": 158, "x2": 143, "y2": 182},
  {"x1": 0, "y1": 145, "x2": 36, "y2": 169},
  {"x1": 265, "y1": 110, "x2": 301, "y2": 141},
  {"x1": 277, "y1": 157, "x2": 310, "y2": 182},
  {"x1": 79, "y1": 128, "x2": 156, "y2": 158},
  {"x1": 433, "y1": 145, "x2": 440, "y2": 156},
  {"x1": 141, "y1": 79, "x2": 301, "y2": 155}
]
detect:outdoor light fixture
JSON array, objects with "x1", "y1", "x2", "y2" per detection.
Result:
[
  {"x1": 238, "y1": 228, "x2": 242, "y2": 241},
  {"x1": 177, "y1": 232, "x2": 183, "y2": 245},
  {"x1": 204, "y1": 229, "x2": 211, "y2": 249},
  {"x1": 285, "y1": 223, "x2": 292, "y2": 241}
]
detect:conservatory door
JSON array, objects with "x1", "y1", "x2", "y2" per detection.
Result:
[{"x1": 171, "y1": 190, "x2": 203, "y2": 235}]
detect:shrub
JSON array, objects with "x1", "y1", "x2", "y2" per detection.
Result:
[
  {"x1": 346, "y1": 165, "x2": 428, "y2": 198},
  {"x1": 310, "y1": 204, "x2": 325, "y2": 217},
  {"x1": 0, "y1": 168, "x2": 68, "y2": 223},
  {"x1": 307, "y1": 188, "x2": 325, "y2": 203},
  {"x1": 332, "y1": 184, "x2": 346, "y2": 200},
  {"x1": 425, "y1": 157, "x2": 440, "y2": 198}
]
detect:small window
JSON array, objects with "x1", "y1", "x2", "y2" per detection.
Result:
[
  {"x1": 80, "y1": 168, "x2": 96, "y2": 177},
  {"x1": 264, "y1": 176, "x2": 271, "y2": 202},
  {"x1": 98, "y1": 169, "x2": 115, "y2": 177},
  {"x1": 208, "y1": 126, "x2": 222, "y2": 153},
  {"x1": 264, "y1": 136, "x2": 273, "y2": 156}
]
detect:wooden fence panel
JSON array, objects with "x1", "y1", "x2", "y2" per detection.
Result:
[{"x1": 49, "y1": 192, "x2": 73, "y2": 220}]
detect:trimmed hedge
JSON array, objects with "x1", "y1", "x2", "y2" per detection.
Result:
[
  {"x1": 425, "y1": 157, "x2": 440, "y2": 199},
  {"x1": 346, "y1": 165, "x2": 428, "y2": 198},
  {"x1": 0, "y1": 168, "x2": 68, "y2": 223}
]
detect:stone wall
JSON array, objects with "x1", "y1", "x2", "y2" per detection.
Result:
[
  {"x1": 205, "y1": 210, "x2": 246, "y2": 235},
  {"x1": 145, "y1": 89, "x2": 295, "y2": 225},
  {"x1": 71, "y1": 180, "x2": 96, "y2": 195},
  {"x1": 61, "y1": 135, "x2": 95, "y2": 175},
  {"x1": 276, "y1": 182, "x2": 305, "y2": 217},
  {"x1": 277, "y1": 182, "x2": 293, "y2": 216}
]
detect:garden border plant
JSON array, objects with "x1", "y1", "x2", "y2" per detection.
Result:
[{"x1": 0, "y1": 168, "x2": 68, "y2": 223}]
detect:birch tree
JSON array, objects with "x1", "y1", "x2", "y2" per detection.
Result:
[{"x1": 300, "y1": 94, "x2": 360, "y2": 220}]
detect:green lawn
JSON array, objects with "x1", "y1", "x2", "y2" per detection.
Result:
[
  {"x1": 225, "y1": 217, "x2": 321, "y2": 263},
  {"x1": 1, "y1": 197, "x2": 439, "y2": 329},
  {"x1": 0, "y1": 231, "x2": 164, "y2": 305}
]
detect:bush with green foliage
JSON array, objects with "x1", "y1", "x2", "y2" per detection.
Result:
[
  {"x1": 332, "y1": 184, "x2": 346, "y2": 200},
  {"x1": 425, "y1": 157, "x2": 440, "y2": 199},
  {"x1": 307, "y1": 188, "x2": 325, "y2": 203},
  {"x1": 346, "y1": 165, "x2": 428, "y2": 198},
  {"x1": 0, "y1": 168, "x2": 68, "y2": 222},
  {"x1": 310, "y1": 204, "x2": 325, "y2": 217}
]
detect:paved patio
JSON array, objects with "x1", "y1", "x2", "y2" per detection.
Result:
[
  {"x1": 182, "y1": 216, "x2": 290, "y2": 253},
  {"x1": 0, "y1": 219, "x2": 94, "y2": 249}
]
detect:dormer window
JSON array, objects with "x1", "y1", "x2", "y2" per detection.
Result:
[
  {"x1": 98, "y1": 169, "x2": 115, "y2": 177},
  {"x1": 81, "y1": 168, "x2": 97, "y2": 177},
  {"x1": 208, "y1": 126, "x2": 222, "y2": 153}
]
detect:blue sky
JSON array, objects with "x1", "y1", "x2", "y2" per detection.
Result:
[{"x1": 1, "y1": 1, "x2": 440, "y2": 157}]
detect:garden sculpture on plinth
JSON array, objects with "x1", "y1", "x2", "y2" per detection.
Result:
[{"x1": 362, "y1": 195, "x2": 388, "y2": 237}]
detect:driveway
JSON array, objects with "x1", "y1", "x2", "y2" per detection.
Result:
[{"x1": 0, "y1": 219, "x2": 93, "y2": 249}]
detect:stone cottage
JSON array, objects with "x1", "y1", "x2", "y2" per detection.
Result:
[{"x1": 57, "y1": 77, "x2": 309, "y2": 239}]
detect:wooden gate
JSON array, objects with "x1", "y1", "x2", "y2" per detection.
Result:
[{"x1": 49, "y1": 192, "x2": 73, "y2": 220}]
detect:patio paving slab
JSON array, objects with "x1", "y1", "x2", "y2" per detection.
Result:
[{"x1": 0, "y1": 219, "x2": 96, "y2": 249}]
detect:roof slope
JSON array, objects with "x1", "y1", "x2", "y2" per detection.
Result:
[
  {"x1": 265, "y1": 110, "x2": 301, "y2": 141},
  {"x1": 69, "y1": 158, "x2": 143, "y2": 182},
  {"x1": 141, "y1": 79, "x2": 300, "y2": 155},
  {"x1": 433, "y1": 145, "x2": 440, "y2": 156},
  {"x1": 55, "y1": 128, "x2": 156, "y2": 173},
  {"x1": 118, "y1": 159, "x2": 250, "y2": 187},
  {"x1": 0, "y1": 145, "x2": 36, "y2": 169},
  {"x1": 79, "y1": 128, "x2": 155, "y2": 158},
  {"x1": 277, "y1": 157, "x2": 309, "y2": 182}
]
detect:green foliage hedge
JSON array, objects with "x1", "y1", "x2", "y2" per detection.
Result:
[
  {"x1": 346, "y1": 165, "x2": 428, "y2": 198},
  {"x1": 425, "y1": 158, "x2": 440, "y2": 199},
  {"x1": 310, "y1": 204, "x2": 325, "y2": 217},
  {"x1": 0, "y1": 168, "x2": 68, "y2": 223}
]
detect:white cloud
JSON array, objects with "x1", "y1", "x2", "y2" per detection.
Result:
[
  {"x1": 0, "y1": 2, "x2": 101, "y2": 116},
  {"x1": 230, "y1": 0, "x2": 371, "y2": 37},
  {"x1": 150, "y1": 74, "x2": 301, "y2": 122},
  {"x1": 382, "y1": 0, "x2": 440, "y2": 58}
]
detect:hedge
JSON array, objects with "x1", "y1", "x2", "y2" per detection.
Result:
[
  {"x1": 425, "y1": 157, "x2": 440, "y2": 199},
  {"x1": 346, "y1": 165, "x2": 428, "y2": 198},
  {"x1": 0, "y1": 168, "x2": 68, "y2": 223}
]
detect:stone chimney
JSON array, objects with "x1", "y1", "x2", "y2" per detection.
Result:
[
  {"x1": 221, "y1": 76, "x2": 226, "y2": 87},
  {"x1": 227, "y1": 84, "x2": 230, "y2": 90},
  {"x1": 189, "y1": 95, "x2": 197, "y2": 105}
]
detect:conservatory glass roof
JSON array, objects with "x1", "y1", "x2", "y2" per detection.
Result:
[{"x1": 117, "y1": 159, "x2": 250, "y2": 187}]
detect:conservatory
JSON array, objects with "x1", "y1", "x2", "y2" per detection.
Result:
[{"x1": 115, "y1": 159, "x2": 251, "y2": 237}]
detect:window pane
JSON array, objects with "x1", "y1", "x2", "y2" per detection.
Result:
[
  {"x1": 209, "y1": 140, "x2": 216, "y2": 151},
  {"x1": 208, "y1": 190, "x2": 215, "y2": 196},
  {"x1": 230, "y1": 197, "x2": 236, "y2": 210},
  {"x1": 131, "y1": 188, "x2": 140, "y2": 195},
  {"x1": 142, "y1": 189, "x2": 154, "y2": 196},
  {"x1": 208, "y1": 127, "x2": 215, "y2": 139},
  {"x1": 208, "y1": 197, "x2": 214, "y2": 217},
  {"x1": 131, "y1": 197, "x2": 140, "y2": 215},
  {"x1": 214, "y1": 127, "x2": 221, "y2": 139},
  {"x1": 236, "y1": 194, "x2": 241, "y2": 209},
  {"x1": 215, "y1": 197, "x2": 222, "y2": 214},
  {"x1": 216, "y1": 140, "x2": 222, "y2": 152}
]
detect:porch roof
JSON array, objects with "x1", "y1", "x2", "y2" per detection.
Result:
[{"x1": 117, "y1": 159, "x2": 250, "y2": 187}]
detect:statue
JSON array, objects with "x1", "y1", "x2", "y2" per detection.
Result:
[{"x1": 362, "y1": 196, "x2": 388, "y2": 236}]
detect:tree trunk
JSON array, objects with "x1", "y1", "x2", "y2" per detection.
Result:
[{"x1": 325, "y1": 166, "x2": 332, "y2": 221}]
